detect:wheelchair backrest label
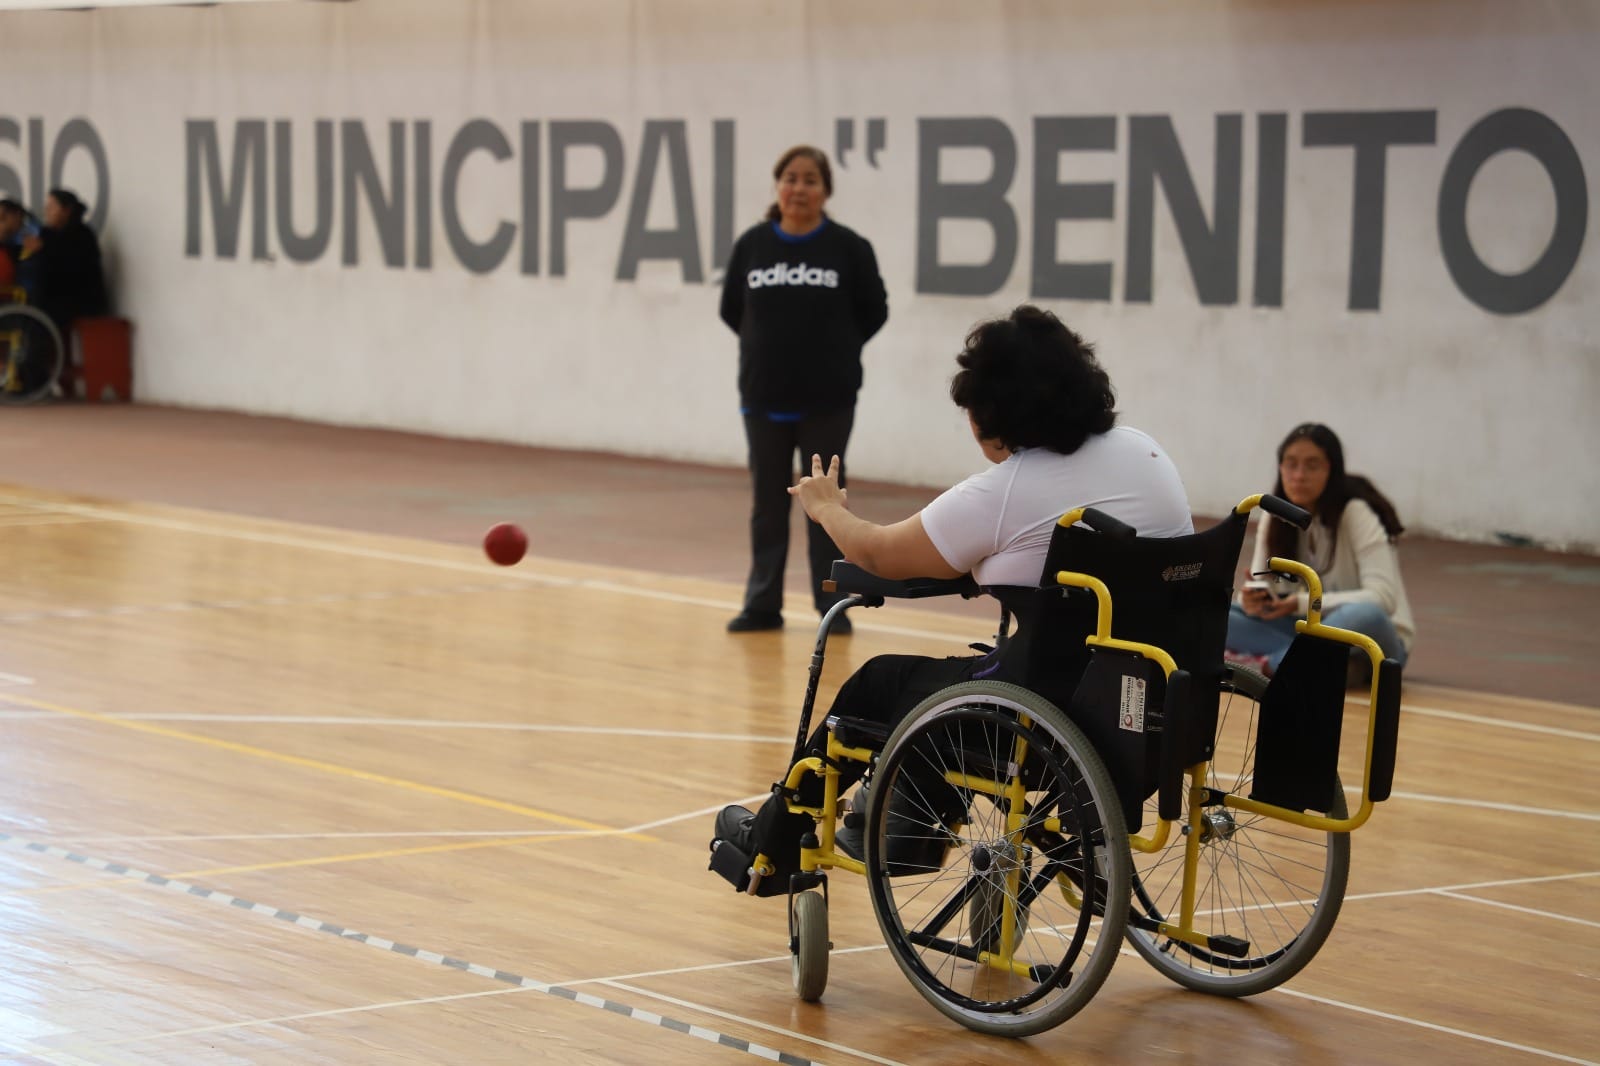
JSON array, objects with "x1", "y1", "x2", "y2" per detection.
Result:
[{"x1": 1119, "y1": 675, "x2": 1147, "y2": 733}]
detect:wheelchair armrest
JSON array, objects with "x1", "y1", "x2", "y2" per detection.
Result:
[{"x1": 826, "y1": 560, "x2": 980, "y2": 600}]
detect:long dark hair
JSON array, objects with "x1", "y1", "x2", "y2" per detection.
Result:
[
  {"x1": 763, "y1": 145, "x2": 833, "y2": 222},
  {"x1": 1266, "y1": 422, "x2": 1404, "y2": 562},
  {"x1": 48, "y1": 188, "x2": 89, "y2": 226}
]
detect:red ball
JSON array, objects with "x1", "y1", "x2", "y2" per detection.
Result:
[{"x1": 483, "y1": 522, "x2": 528, "y2": 566}]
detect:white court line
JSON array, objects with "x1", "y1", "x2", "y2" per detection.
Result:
[
  {"x1": 601, "y1": 979, "x2": 905, "y2": 1066},
  {"x1": 15, "y1": 491, "x2": 1600, "y2": 733},
  {"x1": 1179, "y1": 869, "x2": 1600, "y2": 925},
  {"x1": 1345, "y1": 868, "x2": 1599, "y2": 904},
  {"x1": 1387, "y1": 703, "x2": 1600, "y2": 742},
  {"x1": 46, "y1": 986, "x2": 532, "y2": 1052},
  {"x1": 86, "y1": 714, "x2": 793, "y2": 744},
  {"x1": 0, "y1": 671, "x2": 36, "y2": 687},
  {"x1": 1432, "y1": 890, "x2": 1600, "y2": 930},
  {"x1": 1359, "y1": 787, "x2": 1600, "y2": 823},
  {"x1": 0, "y1": 492, "x2": 987, "y2": 645},
  {"x1": 46, "y1": 794, "x2": 771, "y2": 847},
  {"x1": 1270, "y1": 987, "x2": 1598, "y2": 1065},
  {"x1": 0, "y1": 514, "x2": 106, "y2": 529}
]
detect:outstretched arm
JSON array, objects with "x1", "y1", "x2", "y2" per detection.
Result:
[{"x1": 789, "y1": 454, "x2": 962, "y2": 580}]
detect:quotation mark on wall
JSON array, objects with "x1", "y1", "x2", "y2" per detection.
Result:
[{"x1": 834, "y1": 118, "x2": 887, "y2": 168}]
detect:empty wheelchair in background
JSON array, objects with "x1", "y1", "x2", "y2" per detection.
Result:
[
  {"x1": 0, "y1": 287, "x2": 64, "y2": 405},
  {"x1": 709, "y1": 493, "x2": 1404, "y2": 1037}
]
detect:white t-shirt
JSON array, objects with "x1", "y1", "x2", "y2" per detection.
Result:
[{"x1": 921, "y1": 426, "x2": 1194, "y2": 587}]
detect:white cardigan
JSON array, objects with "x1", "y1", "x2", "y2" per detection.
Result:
[{"x1": 1247, "y1": 498, "x2": 1416, "y2": 652}]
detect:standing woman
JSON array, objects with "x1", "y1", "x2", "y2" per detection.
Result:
[
  {"x1": 719, "y1": 145, "x2": 888, "y2": 633},
  {"x1": 1227, "y1": 423, "x2": 1415, "y2": 682}
]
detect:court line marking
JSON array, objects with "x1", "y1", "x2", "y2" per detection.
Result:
[
  {"x1": 8, "y1": 489, "x2": 1596, "y2": 738},
  {"x1": 66, "y1": 714, "x2": 795, "y2": 744},
  {"x1": 1355, "y1": 788, "x2": 1600, "y2": 823},
  {"x1": 0, "y1": 831, "x2": 823, "y2": 1066},
  {"x1": 1432, "y1": 890, "x2": 1600, "y2": 930},
  {"x1": 0, "y1": 671, "x2": 35, "y2": 687},
  {"x1": 41, "y1": 794, "x2": 772, "y2": 847},
  {"x1": 8, "y1": 835, "x2": 588, "y2": 899},
  {"x1": 0, "y1": 580, "x2": 529, "y2": 626},
  {"x1": 602, "y1": 980, "x2": 905, "y2": 1066},
  {"x1": 1269, "y1": 987, "x2": 1598, "y2": 1065},
  {"x1": 61, "y1": 976, "x2": 889, "y2": 1066},
  {"x1": 44, "y1": 986, "x2": 533, "y2": 1052},
  {"x1": 0, "y1": 514, "x2": 107, "y2": 529},
  {"x1": 0, "y1": 691, "x2": 651, "y2": 840},
  {"x1": 0, "y1": 491, "x2": 984, "y2": 640},
  {"x1": 1386, "y1": 703, "x2": 1600, "y2": 742},
  {"x1": 7, "y1": 826, "x2": 1587, "y2": 1065},
  {"x1": 10, "y1": 797, "x2": 767, "y2": 896},
  {"x1": 1179, "y1": 870, "x2": 1600, "y2": 927}
]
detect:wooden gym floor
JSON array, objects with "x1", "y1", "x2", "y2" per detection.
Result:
[{"x1": 0, "y1": 405, "x2": 1596, "y2": 1064}]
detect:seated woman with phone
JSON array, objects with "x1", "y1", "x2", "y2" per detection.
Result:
[{"x1": 1226, "y1": 422, "x2": 1414, "y2": 683}]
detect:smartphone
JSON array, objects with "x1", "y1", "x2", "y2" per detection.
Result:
[{"x1": 1243, "y1": 580, "x2": 1273, "y2": 594}]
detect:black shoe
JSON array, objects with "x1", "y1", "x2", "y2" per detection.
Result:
[
  {"x1": 727, "y1": 611, "x2": 783, "y2": 633},
  {"x1": 713, "y1": 804, "x2": 757, "y2": 853},
  {"x1": 837, "y1": 783, "x2": 956, "y2": 874}
]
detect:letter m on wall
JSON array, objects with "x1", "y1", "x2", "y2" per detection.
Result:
[{"x1": 186, "y1": 119, "x2": 269, "y2": 260}]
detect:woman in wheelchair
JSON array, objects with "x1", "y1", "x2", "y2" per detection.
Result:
[
  {"x1": 1227, "y1": 422, "x2": 1414, "y2": 683},
  {"x1": 712, "y1": 304, "x2": 1194, "y2": 875}
]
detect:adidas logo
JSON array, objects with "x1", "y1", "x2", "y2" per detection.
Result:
[{"x1": 747, "y1": 262, "x2": 840, "y2": 289}]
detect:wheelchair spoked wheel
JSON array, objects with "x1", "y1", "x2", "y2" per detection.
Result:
[
  {"x1": 790, "y1": 889, "x2": 830, "y2": 1002},
  {"x1": 0, "y1": 305, "x2": 65, "y2": 406},
  {"x1": 1125, "y1": 666, "x2": 1351, "y2": 996},
  {"x1": 864, "y1": 681, "x2": 1130, "y2": 1038}
]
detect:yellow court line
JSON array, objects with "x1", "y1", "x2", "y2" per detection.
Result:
[
  {"x1": 5, "y1": 691, "x2": 650, "y2": 840},
  {"x1": 6, "y1": 833, "x2": 605, "y2": 897},
  {"x1": 169, "y1": 832, "x2": 588, "y2": 877}
]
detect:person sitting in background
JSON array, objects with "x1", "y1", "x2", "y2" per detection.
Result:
[
  {"x1": 1226, "y1": 422, "x2": 1414, "y2": 684},
  {"x1": 23, "y1": 188, "x2": 108, "y2": 395},
  {"x1": 0, "y1": 198, "x2": 38, "y2": 294}
]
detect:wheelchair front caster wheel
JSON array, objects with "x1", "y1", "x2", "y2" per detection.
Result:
[{"x1": 790, "y1": 890, "x2": 830, "y2": 1002}]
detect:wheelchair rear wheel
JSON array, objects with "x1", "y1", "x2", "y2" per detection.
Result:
[
  {"x1": 0, "y1": 305, "x2": 64, "y2": 406},
  {"x1": 864, "y1": 681, "x2": 1130, "y2": 1037},
  {"x1": 1125, "y1": 666, "x2": 1350, "y2": 995}
]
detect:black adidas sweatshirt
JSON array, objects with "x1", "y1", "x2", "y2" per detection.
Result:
[{"x1": 719, "y1": 218, "x2": 888, "y2": 414}]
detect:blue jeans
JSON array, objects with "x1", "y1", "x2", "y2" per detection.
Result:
[{"x1": 1226, "y1": 601, "x2": 1408, "y2": 674}]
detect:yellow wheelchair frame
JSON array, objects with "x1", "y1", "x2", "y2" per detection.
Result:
[
  {"x1": 0, "y1": 286, "x2": 65, "y2": 404},
  {"x1": 722, "y1": 493, "x2": 1402, "y2": 1037}
]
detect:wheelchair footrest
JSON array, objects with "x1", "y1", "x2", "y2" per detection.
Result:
[
  {"x1": 707, "y1": 840, "x2": 789, "y2": 898},
  {"x1": 1207, "y1": 934, "x2": 1250, "y2": 958}
]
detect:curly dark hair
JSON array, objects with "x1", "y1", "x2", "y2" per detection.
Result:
[{"x1": 949, "y1": 305, "x2": 1117, "y2": 455}]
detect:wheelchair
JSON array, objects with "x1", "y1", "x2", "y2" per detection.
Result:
[
  {"x1": 708, "y1": 493, "x2": 1404, "y2": 1037},
  {"x1": 0, "y1": 286, "x2": 65, "y2": 405}
]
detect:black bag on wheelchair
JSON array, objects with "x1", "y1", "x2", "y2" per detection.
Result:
[{"x1": 988, "y1": 509, "x2": 1250, "y2": 828}]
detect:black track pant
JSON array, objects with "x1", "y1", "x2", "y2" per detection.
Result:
[{"x1": 739, "y1": 408, "x2": 854, "y2": 615}]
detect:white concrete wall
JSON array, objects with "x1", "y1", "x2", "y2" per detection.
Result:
[{"x1": 4, "y1": 0, "x2": 1596, "y2": 548}]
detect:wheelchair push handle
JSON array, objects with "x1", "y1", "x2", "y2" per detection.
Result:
[
  {"x1": 1076, "y1": 507, "x2": 1137, "y2": 540},
  {"x1": 1258, "y1": 494, "x2": 1312, "y2": 530}
]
